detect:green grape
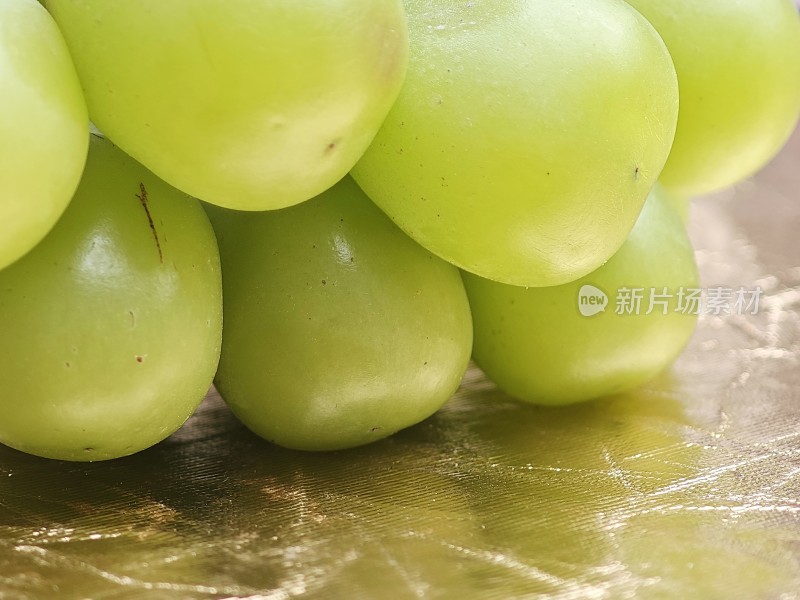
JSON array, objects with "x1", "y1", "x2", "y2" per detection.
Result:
[
  {"x1": 0, "y1": 136, "x2": 222, "y2": 461},
  {"x1": 462, "y1": 184, "x2": 699, "y2": 405},
  {"x1": 208, "y1": 176, "x2": 473, "y2": 451},
  {"x1": 0, "y1": 0, "x2": 88, "y2": 270},
  {"x1": 46, "y1": 1, "x2": 408, "y2": 211},
  {"x1": 624, "y1": 0, "x2": 800, "y2": 196},
  {"x1": 352, "y1": 0, "x2": 679, "y2": 287},
  {"x1": 665, "y1": 189, "x2": 691, "y2": 225}
]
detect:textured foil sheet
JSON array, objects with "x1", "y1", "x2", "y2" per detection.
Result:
[{"x1": 1, "y1": 127, "x2": 799, "y2": 599}]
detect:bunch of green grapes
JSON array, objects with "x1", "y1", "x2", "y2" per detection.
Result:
[{"x1": 1, "y1": 0, "x2": 798, "y2": 459}]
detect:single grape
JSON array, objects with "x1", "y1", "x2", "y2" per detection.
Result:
[
  {"x1": 46, "y1": 0, "x2": 408, "y2": 211},
  {"x1": 352, "y1": 0, "x2": 679, "y2": 287},
  {"x1": 624, "y1": 0, "x2": 800, "y2": 196},
  {"x1": 662, "y1": 186, "x2": 691, "y2": 224},
  {"x1": 0, "y1": 135, "x2": 223, "y2": 461},
  {"x1": 462, "y1": 184, "x2": 699, "y2": 405},
  {"x1": 0, "y1": 0, "x2": 88, "y2": 270},
  {"x1": 208, "y1": 176, "x2": 473, "y2": 451}
]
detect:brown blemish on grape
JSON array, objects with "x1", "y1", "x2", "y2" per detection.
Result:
[
  {"x1": 135, "y1": 183, "x2": 164, "y2": 263},
  {"x1": 325, "y1": 139, "x2": 341, "y2": 155},
  {"x1": 84, "y1": 448, "x2": 94, "y2": 452},
  {"x1": 135, "y1": 355, "x2": 144, "y2": 364},
  {"x1": 129, "y1": 310, "x2": 136, "y2": 327},
  {"x1": 634, "y1": 166, "x2": 640, "y2": 180}
]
